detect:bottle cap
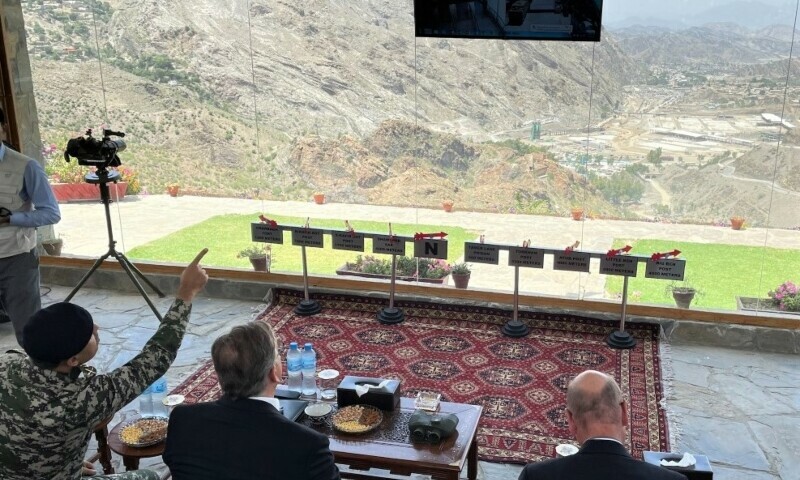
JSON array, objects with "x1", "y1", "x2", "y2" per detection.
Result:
[
  {"x1": 289, "y1": 342, "x2": 298, "y2": 349},
  {"x1": 304, "y1": 343, "x2": 313, "y2": 350}
]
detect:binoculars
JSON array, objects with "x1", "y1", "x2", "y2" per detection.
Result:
[{"x1": 408, "y1": 411, "x2": 459, "y2": 444}]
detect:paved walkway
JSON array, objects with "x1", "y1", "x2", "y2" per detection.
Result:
[
  {"x1": 0, "y1": 286, "x2": 796, "y2": 479},
  {"x1": 55, "y1": 194, "x2": 800, "y2": 299}
]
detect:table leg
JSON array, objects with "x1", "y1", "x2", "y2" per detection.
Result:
[
  {"x1": 123, "y1": 456, "x2": 140, "y2": 471},
  {"x1": 95, "y1": 427, "x2": 114, "y2": 474},
  {"x1": 467, "y1": 437, "x2": 478, "y2": 480}
]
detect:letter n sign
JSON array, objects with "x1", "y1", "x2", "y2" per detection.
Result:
[{"x1": 413, "y1": 239, "x2": 448, "y2": 260}]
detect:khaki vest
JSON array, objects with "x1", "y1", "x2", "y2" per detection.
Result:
[{"x1": 0, "y1": 148, "x2": 37, "y2": 258}]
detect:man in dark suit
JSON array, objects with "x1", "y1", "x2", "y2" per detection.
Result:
[
  {"x1": 518, "y1": 370, "x2": 686, "y2": 480},
  {"x1": 163, "y1": 322, "x2": 340, "y2": 480}
]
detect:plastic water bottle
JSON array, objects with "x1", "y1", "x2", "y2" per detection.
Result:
[
  {"x1": 139, "y1": 384, "x2": 154, "y2": 416},
  {"x1": 301, "y1": 343, "x2": 317, "y2": 397},
  {"x1": 286, "y1": 342, "x2": 302, "y2": 393},
  {"x1": 150, "y1": 377, "x2": 169, "y2": 417}
]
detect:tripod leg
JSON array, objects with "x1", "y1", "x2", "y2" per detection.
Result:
[
  {"x1": 65, "y1": 253, "x2": 113, "y2": 302},
  {"x1": 114, "y1": 254, "x2": 163, "y2": 321},
  {"x1": 116, "y1": 253, "x2": 166, "y2": 298}
]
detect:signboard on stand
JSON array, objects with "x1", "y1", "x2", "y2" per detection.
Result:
[
  {"x1": 413, "y1": 239, "x2": 448, "y2": 259},
  {"x1": 600, "y1": 255, "x2": 639, "y2": 277},
  {"x1": 465, "y1": 242, "x2": 500, "y2": 265},
  {"x1": 553, "y1": 251, "x2": 591, "y2": 272},
  {"x1": 645, "y1": 258, "x2": 686, "y2": 280},
  {"x1": 251, "y1": 223, "x2": 284, "y2": 244},
  {"x1": 331, "y1": 231, "x2": 365, "y2": 252},
  {"x1": 508, "y1": 247, "x2": 545, "y2": 268},
  {"x1": 373, "y1": 235, "x2": 406, "y2": 256},
  {"x1": 291, "y1": 228, "x2": 325, "y2": 248}
]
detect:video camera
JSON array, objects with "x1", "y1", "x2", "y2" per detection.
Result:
[{"x1": 64, "y1": 128, "x2": 126, "y2": 169}]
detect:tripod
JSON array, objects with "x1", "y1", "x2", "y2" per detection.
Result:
[{"x1": 65, "y1": 169, "x2": 166, "y2": 320}]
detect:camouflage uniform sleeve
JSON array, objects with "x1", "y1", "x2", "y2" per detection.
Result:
[{"x1": 82, "y1": 299, "x2": 192, "y2": 428}]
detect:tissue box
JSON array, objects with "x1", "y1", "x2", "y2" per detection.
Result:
[
  {"x1": 336, "y1": 376, "x2": 401, "y2": 411},
  {"x1": 643, "y1": 451, "x2": 713, "y2": 480}
]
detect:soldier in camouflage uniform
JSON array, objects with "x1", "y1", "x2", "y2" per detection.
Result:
[{"x1": 0, "y1": 249, "x2": 209, "y2": 480}]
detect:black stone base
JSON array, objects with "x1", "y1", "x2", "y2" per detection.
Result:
[
  {"x1": 606, "y1": 330, "x2": 636, "y2": 349},
  {"x1": 294, "y1": 299, "x2": 321, "y2": 316},
  {"x1": 501, "y1": 319, "x2": 530, "y2": 337},
  {"x1": 377, "y1": 307, "x2": 405, "y2": 324}
]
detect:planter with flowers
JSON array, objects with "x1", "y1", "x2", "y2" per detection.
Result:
[
  {"x1": 237, "y1": 244, "x2": 272, "y2": 272},
  {"x1": 450, "y1": 262, "x2": 471, "y2": 289},
  {"x1": 46, "y1": 153, "x2": 135, "y2": 202},
  {"x1": 336, "y1": 255, "x2": 451, "y2": 284},
  {"x1": 737, "y1": 281, "x2": 800, "y2": 315},
  {"x1": 730, "y1": 216, "x2": 745, "y2": 230}
]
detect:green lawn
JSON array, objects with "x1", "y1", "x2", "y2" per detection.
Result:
[
  {"x1": 127, "y1": 214, "x2": 479, "y2": 274},
  {"x1": 605, "y1": 239, "x2": 800, "y2": 310}
]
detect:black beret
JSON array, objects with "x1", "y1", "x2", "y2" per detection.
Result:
[{"x1": 23, "y1": 302, "x2": 94, "y2": 363}]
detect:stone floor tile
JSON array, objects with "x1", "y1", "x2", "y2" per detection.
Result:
[{"x1": 676, "y1": 415, "x2": 770, "y2": 471}]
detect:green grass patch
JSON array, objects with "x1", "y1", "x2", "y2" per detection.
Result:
[
  {"x1": 128, "y1": 214, "x2": 479, "y2": 274},
  {"x1": 605, "y1": 239, "x2": 800, "y2": 310}
]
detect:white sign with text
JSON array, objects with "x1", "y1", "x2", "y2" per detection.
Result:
[
  {"x1": 331, "y1": 231, "x2": 365, "y2": 252},
  {"x1": 464, "y1": 242, "x2": 500, "y2": 265},
  {"x1": 599, "y1": 255, "x2": 639, "y2": 277},
  {"x1": 373, "y1": 235, "x2": 406, "y2": 256},
  {"x1": 644, "y1": 258, "x2": 686, "y2": 280},
  {"x1": 508, "y1": 247, "x2": 545, "y2": 268},
  {"x1": 553, "y1": 251, "x2": 591, "y2": 273},
  {"x1": 290, "y1": 228, "x2": 325, "y2": 248},
  {"x1": 413, "y1": 239, "x2": 448, "y2": 259},
  {"x1": 251, "y1": 223, "x2": 284, "y2": 244}
]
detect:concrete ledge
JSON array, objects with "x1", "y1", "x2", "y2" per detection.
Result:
[{"x1": 41, "y1": 264, "x2": 800, "y2": 355}]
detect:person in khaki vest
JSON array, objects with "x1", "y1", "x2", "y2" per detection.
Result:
[{"x1": 0, "y1": 107, "x2": 60, "y2": 346}]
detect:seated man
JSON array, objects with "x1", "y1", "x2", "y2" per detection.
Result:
[
  {"x1": 164, "y1": 322, "x2": 340, "y2": 480},
  {"x1": 0, "y1": 248, "x2": 209, "y2": 480},
  {"x1": 518, "y1": 369, "x2": 686, "y2": 480}
]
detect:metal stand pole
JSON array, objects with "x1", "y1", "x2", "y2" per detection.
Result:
[
  {"x1": 378, "y1": 254, "x2": 404, "y2": 324},
  {"x1": 502, "y1": 266, "x2": 530, "y2": 337},
  {"x1": 294, "y1": 245, "x2": 321, "y2": 316},
  {"x1": 606, "y1": 275, "x2": 636, "y2": 349},
  {"x1": 66, "y1": 173, "x2": 165, "y2": 320}
]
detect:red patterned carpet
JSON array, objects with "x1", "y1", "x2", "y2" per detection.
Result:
[{"x1": 173, "y1": 288, "x2": 669, "y2": 463}]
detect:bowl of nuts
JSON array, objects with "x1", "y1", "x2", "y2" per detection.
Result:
[
  {"x1": 331, "y1": 404, "x2": 383, "y2": 434},
  {"x1": 118, "y1": 417, "x2": 169, "y2": 447}
]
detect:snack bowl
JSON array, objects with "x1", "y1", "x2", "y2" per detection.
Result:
[
  {"x1": 118, "y1": 417, "x2": 169, "y2": 447},
  {"x1": 331, "y1": 404, "x2": 383, "y2": 434},
  {"x1": 304, "y1": 402, "x2": 333, "y2": 424}
]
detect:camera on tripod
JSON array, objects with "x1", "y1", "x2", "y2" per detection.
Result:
[{"x1": 64, "y1": 128, "x2": 126, "y2": 170}]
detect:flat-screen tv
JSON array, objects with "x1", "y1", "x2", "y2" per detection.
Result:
[{"x1": 414, "y1": 0, "x2": 603, "y2": 42}]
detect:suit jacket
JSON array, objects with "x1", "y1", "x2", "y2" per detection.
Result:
[
  {"x1": 164, "y1": 397, "x2": 340, "y2": 480},
  {"x1": 518, "y1": 439, "x2": 687, "y2": 480}
]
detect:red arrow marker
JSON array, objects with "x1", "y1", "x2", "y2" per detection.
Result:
[
  {"x1": 414, "y1": 232, "x2": 448, "y2": 240},
  {"x1": 651, "y1": 249, "x2": 681, "y2": 261},
  {"x1": 565, "y1": 240, "x2": 580, "y2": 254},
  {"x1": 606, "y1": 245, "x2": 633, "y2": 258},
  {"x1": 258, "y1": 215, "x2": 277, "y2": 228}
]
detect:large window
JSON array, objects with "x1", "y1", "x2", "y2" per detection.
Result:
[{"x1": 21, "y1": 0, "x2": 800, "y2": 315}]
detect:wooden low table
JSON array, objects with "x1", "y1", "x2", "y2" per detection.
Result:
[
  {"x1": 316, "y1": 398, "x2": 482, "y2": 480},
  {"x1": 108, "y1": 419, "x2": 166, "y2": 471}
]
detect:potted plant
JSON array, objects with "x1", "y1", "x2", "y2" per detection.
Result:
[
  {"x1": 167, "y1": 183, "x2": 180, "y2": 197},
  {"x1": 313, "y1": 192, "x2": 325, "y2": 204},
  {"x1": 768, "y1": 280, "x2": 800, "y2": 312},
  {"x1": 442, "y1": 200, "x2": 454, "y2": 213},
  {"x1": 41, "y1": 236, "x2": 64, "y2": 256},
  {"x1": 450, "y1": 262, "x2": 471, "y2": 289},
  {"x1": 570, "y1": 206, "x2": 584, "y2": 221},
  {"x1": 730, "y1": 216, "x2": 745, "y2": 230},
  {"x1": 667, "y1": 279, "x2": 699, "y2": 309},
  {"x1": 237, "y1": 244, "x2": 272, "y2": 272}
]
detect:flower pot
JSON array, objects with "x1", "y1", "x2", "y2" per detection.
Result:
[
  {"x1": 570, "y1": 208, "x2": 584, "y2": 221},
  {"x1": 452, "y1": 273, "x2": 470, "y2": 289},
  {"x1": 42, "y1": 240, "x2": 63, "y2": 256},
  {"x1": 730, "y1": 217, "x2": 745, "y2": 230},
  {"x1": 313, "y1": 193, "x2": 325, "y2": 205},
  {"x1": 442, "y1": 201, "x2": 454, "y2": 213},
  {"x1": 249, "y1": 256, "x2": 270, "y2": 272},
  {"x1": 672, "y1": 289, "x2": 696, "y2": 309},
  {"x1": 167, "y1": 185, "x2": 180, "y2": 197}
]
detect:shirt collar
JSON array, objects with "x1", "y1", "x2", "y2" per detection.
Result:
[
  {"x1": 586, "y1": 437, "x2": 623, "y2": 445},
  {"x1": 249, "y1": 396, "x2": 281, "y2": 411}
]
